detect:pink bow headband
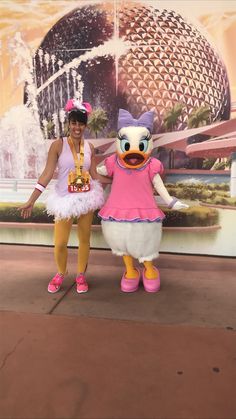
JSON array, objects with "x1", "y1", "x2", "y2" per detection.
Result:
[{"x1": 65, "y1": 99, "x2": 92, "y2": 114}]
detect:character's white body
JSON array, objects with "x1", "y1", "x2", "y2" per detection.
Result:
[{"x1": 101, "y1": 220, "x2": 162, "y2": 262}]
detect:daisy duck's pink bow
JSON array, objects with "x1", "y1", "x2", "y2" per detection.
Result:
[
  {"x1": 117, "y1": 109, "x2": 154, "y2": 133},
  {"x1": 65, "y1": 99, "x2": 92, "y2": 114}
]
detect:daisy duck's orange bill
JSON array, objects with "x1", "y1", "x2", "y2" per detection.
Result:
[{"x1": 118, "y1": 150, "x2": 150, "y2": 169}]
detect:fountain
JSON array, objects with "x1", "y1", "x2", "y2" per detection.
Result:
[
  {"x1": 0, "y1": 29, "x2": 129, "y2": 183},
  {"x1": 0, "y1": 105, "x2": 46, "y2": 179}
]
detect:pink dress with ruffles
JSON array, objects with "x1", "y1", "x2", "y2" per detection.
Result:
[{"x1": 99, "y1": 154, "x2": 165, "y2": 222}]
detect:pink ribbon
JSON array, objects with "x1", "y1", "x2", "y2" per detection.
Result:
[{"x1": 65, "y1": 99, "x2": 92, "y2": 114}]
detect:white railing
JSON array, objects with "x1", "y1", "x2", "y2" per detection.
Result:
[{"x1": 0, "y1": 179, "x2": 55, "y2": 191}]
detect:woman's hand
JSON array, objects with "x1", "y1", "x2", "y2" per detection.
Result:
[
  {"x1": 89, "y1": 143, "x2": 112, "y2": 183},
  {"x1": 18, "y1": 202, "x2": 34, "y2": 219}
]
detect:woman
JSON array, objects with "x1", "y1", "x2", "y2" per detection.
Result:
[{"x1": 19, "y1": 99, "x2": 107, "y2": 294}]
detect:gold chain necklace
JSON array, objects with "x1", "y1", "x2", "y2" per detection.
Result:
[{"x1": 67, "y1": 136, "x2": 90, "y2": 193}]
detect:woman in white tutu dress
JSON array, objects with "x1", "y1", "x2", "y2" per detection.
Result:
[{"x1": 19, "y1": 99, "x2": 106, "y2": 294}]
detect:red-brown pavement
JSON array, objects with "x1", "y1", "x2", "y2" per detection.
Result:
[{"x1": 1, "y1": 244, "x2": 236, "y2": 419}]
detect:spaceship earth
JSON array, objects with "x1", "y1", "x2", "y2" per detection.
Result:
[
  {"x1": 118, "y1": 5, "x2": 231, "y2": 130},
  {"x1": 33, "y1": 2, "x2": 231, "y2": 134}
]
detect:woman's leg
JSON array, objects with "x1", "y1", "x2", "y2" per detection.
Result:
[
  {"x1": 54, "y1": 218, "x2": 73, "y2": 274},
  {"x1": 77, "y1": 211, "x2": 94, "y2": 274}
]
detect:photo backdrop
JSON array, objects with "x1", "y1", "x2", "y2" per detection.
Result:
[{"x1": 0, "y1": 0, "x2": 236, "y2": 256}]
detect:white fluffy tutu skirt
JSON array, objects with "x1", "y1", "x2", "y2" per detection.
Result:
[
  {"x1": 46, "y1": 180, "x2": 104, "y2": 220},
  {"x1": 101, "y1": 220, "x2": 162, "y2": 262}
]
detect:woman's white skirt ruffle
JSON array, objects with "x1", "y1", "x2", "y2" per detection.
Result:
[
  {"x1": 46, "y1": 180, "x2": 104, "y2": 220},
  {"x1": 101, "y1": 220, "x2": 162, "y2": 262}
]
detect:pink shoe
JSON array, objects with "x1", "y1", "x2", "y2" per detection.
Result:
[
  {"x1": 142, "y1": 267, "x2": 160, "y2": 293},
  {"x1": 121, "y1": 269, "x2": 140, "y2": 293},
  {"x1": 48, "y1": 273, "x2": 64, "y2": 293},
  {"x1": 76, "y1": 274, "x2": 88, "y2": 294}
]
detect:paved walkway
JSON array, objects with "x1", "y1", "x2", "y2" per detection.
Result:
[{"x1": 1, "y1": 244, "x2": 236, "y2": 419}]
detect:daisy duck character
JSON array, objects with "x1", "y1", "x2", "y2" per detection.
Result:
[{"x1": 97, "y1": 109, "x2": 188, "y2": 293}]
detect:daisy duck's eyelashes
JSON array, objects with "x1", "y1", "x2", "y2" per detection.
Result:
[
  {"x1": 139, "y1": 133, "x2": 152, "y2": 152},
  {"x1": 117, "y1": 133, "x2": 131, "y2": 152},
  {"x1": 117, "y1": 132, "x2": 127, "y2": 142},
  {"x1": 142, "y1": 132, "x2": 152, "y2": 142}
]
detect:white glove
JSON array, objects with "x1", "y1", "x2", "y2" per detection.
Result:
[
  {"x1": 172, "y1": 200, "x2": 189, "y2": 210},
  {"x1": 97, "y1": 165, "x2": 108, "y2": 176}
]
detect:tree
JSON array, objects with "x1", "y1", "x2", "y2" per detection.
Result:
[
  {"x1": 163, "y1": 102, "x2": 185, "y2": 131},
  {"x1": 187, "y1": 105, "x2": 212, "y2": 169},
  {"x1": 163, "y1": 103, "x2": 185, "y2": 169},
  {"x1": 202, "y1": 158, "x2": 216, "y2": 170},
  {"x1": 187, "y1": 105, "x2": 211, "y2": 129},
  {"x1": 87, "y1": 108, "x2": 108, "y2": 138}
]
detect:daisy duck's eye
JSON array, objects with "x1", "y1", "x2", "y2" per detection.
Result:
[
  {"x1": 119, "y1": 137, "x2": 130, "y2": 152},
  {"x1": 139, "y1": 138, "x2": 149, "y2": 152}
]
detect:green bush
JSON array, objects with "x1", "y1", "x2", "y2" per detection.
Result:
[
  {"x1": 0, "y1": 203, "x2": 103, "y2": 225},
  {"x1": 162, "y1": 206, "x2": 219, "y2": 227},
  {"x1": 203, "y1": 196, "x2": 236, "y2": 206},
  {"x1": 0, "y1": 203, "x2": 54, "y2": 223},
  {"x1": 211, "y1": 183, "x2": 229, "y2": 191},
  {"x1": 165, "y1": 182, "x2": 234, "y2": 205},
  {"x1": 0, "y1": 203, "x2": 219, "y2": 227}
]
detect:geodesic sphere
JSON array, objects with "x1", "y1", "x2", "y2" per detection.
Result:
[
  {"x1": 34, "y1": 2, "x2": 230, "y2": 134},
  {"x1": 118, "y1": 4, "x2": 231, "y2": 131}
]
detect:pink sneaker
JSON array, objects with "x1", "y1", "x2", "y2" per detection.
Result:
[
  {"x1": 142, "y1": 267, "x2": 160, "y2": 293},
  {"x1": 48, "y1": 273, "x2": 64, "y2": 293},
  {"x1": 121, "y1": 269, "x2": 140, "y2": 293},
  {"x1": 76, "y1": 274, "x2": 88, "y2": 294}
]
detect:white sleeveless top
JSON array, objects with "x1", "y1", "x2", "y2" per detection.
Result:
[{"x1": 55, "y1": 137, "x2": 91, "y2": 197}]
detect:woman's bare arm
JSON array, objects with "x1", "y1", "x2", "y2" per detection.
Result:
[
  {"x1": 18, "y1": 140, "x2": 61, "y2": 218},
  {"x1": 89, "y1": 143, "x2": 112, "y2": 184}
]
